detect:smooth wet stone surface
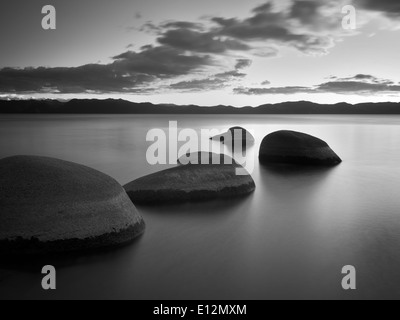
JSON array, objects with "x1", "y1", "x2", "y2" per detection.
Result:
[
  {"x1": 178, "y1": 152, "x2": 237, "y2": 165},
  {"x1": 259, "y1": 130, "x2": 342, "y2": 166},
  {"x1": 0, "y1": 156, "x2": 145, "y2": 255},
  {"x1": 124, "y1": 164, "x2": 255, "y2": 205}
]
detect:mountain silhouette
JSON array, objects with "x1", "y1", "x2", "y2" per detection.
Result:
[{"x1": 1, "y1": 99, "x2": 400, "y2": 114}]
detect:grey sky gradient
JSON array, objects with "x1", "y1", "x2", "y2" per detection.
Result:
[{"x1": 1, "y1": 0, "x2": 400, "y2": 106}]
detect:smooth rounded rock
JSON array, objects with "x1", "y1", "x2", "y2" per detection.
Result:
[
  {"x1": 0, "y1": 156, "x2": 145, "y2": 255},
  {"x1": 124, "y1": 164, "x2": 255, "y2": 205},
  {"x1": 211, "y1": 126, "x2": 255, "y2": 144},
  {"x1": 178, "y1": 152, "x2": 237, "y2": 165},
  {"x1": 259, "y1": 130, "x2": 342, "y2": 166}
]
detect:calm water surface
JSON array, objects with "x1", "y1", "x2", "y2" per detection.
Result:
[{"x1": 0, "y1": 114, "x2": 399, "y2": 300}]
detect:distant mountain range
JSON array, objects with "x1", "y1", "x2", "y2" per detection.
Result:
[{"x1": 1, "y1": 99, "x2": 400, "y2": 114}]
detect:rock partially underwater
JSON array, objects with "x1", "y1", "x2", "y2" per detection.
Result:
[
  {"x1": 211, "y1": 127, "x2": 255, "y2": 146},
  {"x1": 124, "y1": 162, "x2": 255, "y2": 205},
  {"x1": 259, "y1": 131, "x2": 342, "y2": 166}
]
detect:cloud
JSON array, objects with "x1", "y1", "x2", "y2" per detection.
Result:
[
  {"x1": 345, "y1": 74, "x2": 376, "y2": 80},
  {"x1": 317, "y1": 78, "x2": 400, "y2": 94},
  {"x1": 252, "y1": 2, "x2": 274, "y2": 13},
  {"x1": 355, "y1": 0, "x2": 400, "y2": 17},
  {"x1": 170, "y1": 71, "x2": 246, "y2": 91},
  {"x1": 0, "y1": 46, "x2": 214, "y2": 94},
  {"x1": 235, "y1": 59, "x2": 253, "y2": 69},
  {"x1": 212, "y1": 16, "x2": 306, "y2": 42},
  {"x1": 234, "y1": 86, "x2": 313, "y2": 95},
  {"x1": 170, "y1": 61, "x2": 248, "y2": 92},
  {"x1": 290, "y1": 0, "x2": 322, "y2": 25},
  {"x1": 161, "y1": 21, "x2": 204, "y2": 30},
  {"x1": 157, "y1": 28, "x2": 251, "y2": 53},
  {"x1": 234, "y1": 74, "x2": 400, "y2": 95},
  {"x1": 0, "y1": 65, "x2": 156, "y2": 94},
  {"x1": 141, "y1": 18, "x2": 252, "y2": 54},
  {"x1": 211, "y1": 0, "x2": 338, "y2": 55},
  {"x1": 138, "y1": 22, "x2": 161, "y2": 33},
  {"x1": 112, "y1": 45, "x2": 213, "y2": 76},
  {"x1": 253, "y1": 47, "x2": 279, "y2": 57},
  {"x1": 170, "y1": 78, "x2": 228, "y2": 91},
  {"x1": 214, "y1": 70, "x2": 247, "y2": 78},
  {"x1": 145, "y1": 0, "x2": 346, "y2": 57},
  {"x1": 335, "y1": 74, "x2": 395, "y2": 84},
  {"x1": 261, "y1": 80, "x2": 271, "y2": 85}
]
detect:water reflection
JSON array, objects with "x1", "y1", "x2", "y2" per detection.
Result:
[{"x1": 0, "y1": 235, "x2": 145, "y2": 273}]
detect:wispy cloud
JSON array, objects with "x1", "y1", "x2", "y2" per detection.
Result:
[
  {"x1": 170, "y1": 59, "x2": 251, "y2": 92},
  {"x1": 235, "y1": 75, "x2": 400, "y2": 95}
]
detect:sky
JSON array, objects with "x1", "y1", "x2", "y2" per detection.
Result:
[{"x1": 1, "y1": 0, "x2": 400, "y2": 106}]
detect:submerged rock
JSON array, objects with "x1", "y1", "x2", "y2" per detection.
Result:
[
  {"x1": 178, "y1": 152, "x2": 237, "y2": 165},
  {"x1": 259, "y1": 130, "x2": 342, "y2": 166},
  {"x1": 124, "y1": 164, "x2": 255, "y2": 205},
  {"x1": 211, "y1": 126, "x2": 255, "y2": 145},
  {"x1": 0, "y1": 156, "x2": 145, "y2": 255}
]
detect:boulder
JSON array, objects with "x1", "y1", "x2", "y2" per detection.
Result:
[
  {"x1": 124, "y1": 164, "x2": 255, "y2": 205},
  {"x1": 0, "y1": 156, "x2": 145, "y2": 255},
  {"x1": 259, "y1": 130, "x2": 342, "y2": 166},
  {"x1": 178, "y1": 152, "x2": 237, "y2": 165},
  {"x1": 211, "y1": 126, "x2": 255, "y2": 145}
]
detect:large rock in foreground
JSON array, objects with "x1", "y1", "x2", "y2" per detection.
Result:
[
  {"x1": 0, "y1": 156, "x2": 145, "y2": 255},
  {"x1": 124, "y1": 164, "x2": 255, "y2": 205},
  {"x1": 259, "y1": 131, "x2": 342, "y2": 166}
]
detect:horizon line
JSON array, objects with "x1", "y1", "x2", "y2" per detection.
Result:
[{"x1": 1, "y1": 98, "x2": 400, "y2": 109}]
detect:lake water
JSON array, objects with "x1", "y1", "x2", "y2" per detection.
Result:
[{"x1": 0, "y1": 114, "x2": 400, "y2": 300}]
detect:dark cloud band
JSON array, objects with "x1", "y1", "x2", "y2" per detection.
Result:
[
  {"x1": 0, "y1": 46, "x2": 213, "y2": 94},
  {"x1": 234, "y1": 75, "x2": 400, "y2": 96}
]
